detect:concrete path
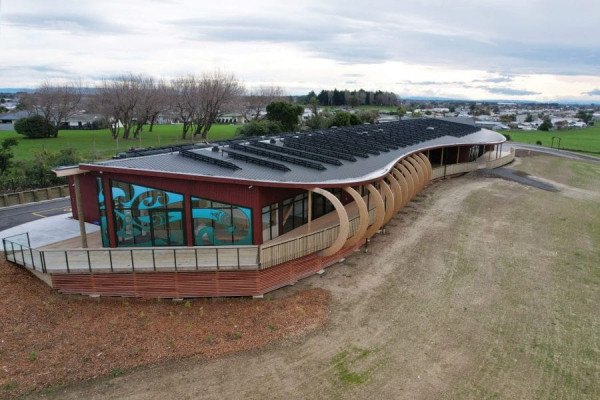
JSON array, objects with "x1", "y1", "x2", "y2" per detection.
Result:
[
  {"x1": 0, "y1": 197, "x2": 71, "y2": 231},
  {"x1": 0, "y1": 213, "x2": 99, "y2": 248},
  {"x1": 504, "y1": 142, "x2": 600, "y2": 163},
  {"x1": 479, "y1": 168, "x2": 559, "y2": 192}
]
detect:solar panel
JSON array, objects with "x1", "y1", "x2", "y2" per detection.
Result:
[
  {"x1": 179, "y1": 149, "x2": 241, "y2": 170},
  {"x1": 250, "y1": 141, "x2": 343, "y2": 166},
  {"x1": 229, "y1": 144, "x2": 326, "y2": 170},
  {"x1": 222, "y1": 149, "x2": 291, "y2": 171},
  {"x1": 283, "y1": 140, "x2": 357, "y2": 162}
]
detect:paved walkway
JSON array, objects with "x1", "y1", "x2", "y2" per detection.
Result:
[{"x1": 0, "y1": 213, "x2": 99, "y2": 248}]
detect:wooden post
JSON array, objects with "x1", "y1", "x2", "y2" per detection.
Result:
[
  {"x1": 440, "y1": 147, "x2": 445, "y2": 167},
  {"x1": 73, "y1": 174, "x2": 88, "y2": 248},
  {"x1": 307, "y1": 189, "x2": 312, "y2": 232},
  {"x1": 456, "y1": 146, "x2": 460, "y2": 164}
]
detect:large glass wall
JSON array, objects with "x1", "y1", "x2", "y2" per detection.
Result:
[
  {"x1": 110, "y1": 180, "x2": 185, "y2": 247},
  {"x1": 282, "y1": 193, "x2": 308, "y2": 234},
  {"x1": 191, "y1": 197, "x2": 252, "y2": 245}
]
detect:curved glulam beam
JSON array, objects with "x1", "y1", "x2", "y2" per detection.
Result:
[
  {"x1": 380, "y1": 180, "x2": 395, "y2": 225},
  {"x1": 343, "y1": 186, "x2": 369, "y2": 248},
  {"x1": 392, "y1": 167, "x2": 409, "y2": 208},
  {"x1": 418, "y1": 152, "x2": 433, "y2": 183},
  {"x1": 364, "y1": 183, "x2": 385, "y2": 239},
  {"x1": 415, "y1": 153, "x2": 431, "y2": 183},
  {"x1": 402, "y1": 159, "x2": 421, "y2": 193},
  {"x1": 410, "y1": 154, "x2": 427, "y2": 185},
  {"x1": 314, "y1": 187, "x2": 350, "y2": 257},
  {"x1": 386, "y1": 173, "x2": 403, "y2": 214},
  {"x1": 407, "y1": 156, "x2": 425, "y2": 190},
  {"x1": 396, "y1": 163, "x2": 415, "y2": 200}
]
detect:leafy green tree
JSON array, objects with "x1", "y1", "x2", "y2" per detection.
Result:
[
  {"x1": 266, "y1": 101, "x2": 303, "y2": 131},
  {"x1": 356, "y1": 110, "x2": 379, "y2": 124},
  {"x1": 538, "y1": 118, "x2": 553, "y2": 131},
  {"x1": 14, "y1": 115, "x2": 58, "y2": 138},
  {"x1": 0, "y1": 138, "x2": 18, "y2": 174},
  {"x1": 576, "y1": 110, "x2": 593, "y2": 124},
  {"x1": 329, "y1": 111, "x2": 361, "y2": 127},
  {"x1": 525, "y1": 113, "x2": 533, "y2": 122},
  {"x1": 238, "y1": 120, "x2": 284, "y2": 136}
]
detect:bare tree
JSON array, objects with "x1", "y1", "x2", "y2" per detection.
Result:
[
  {"x1": 170, "y1": 75, "x2": 199, "y2": 140},
  {"x1": 241, "y1": 85, "x2": 285, "y2": 122},
  {"x1": 27, "y1": 81, "x2": 83, "y2": 137},
  {"x1": 132, "y1": 77, "x2": 168, "y2": 137},
  {"x1": 96, "y1": 74, "x2": 143, "y2": 139},
  {"x1": 192, "y1": 71, "x2": 244, "y2": 141}
]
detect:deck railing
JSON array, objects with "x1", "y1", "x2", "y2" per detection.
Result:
[
  {"x1": 260, "y1": 207, "x2": 377, "y2": 269},
  {"x1": 2, "y1": 233, "x2": 259, "y2": 274}
]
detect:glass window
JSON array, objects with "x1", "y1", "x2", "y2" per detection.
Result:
[
  {"x1": 191, "y1": 196, "x2": 252, "y2": 246},
  {"x1": 96, "y1": 177, "x2": 110, "y2": 247},
  {"x1": 110, "y1": 180, "x2": 185, "y2": 247},
  {"x1": 262, "y1": 203, "x2": 279, "y2": 242},
  {"x1": 282, "y1": 192, "x2": 308, "y2": 234}
]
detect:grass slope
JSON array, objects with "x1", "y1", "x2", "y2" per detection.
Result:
[
  {"x1": 507, "y1": 125, "x2": 600, "y2": 154},
  {"x1": 0, "y1": 124, "x2": 240, "y2": 162}
]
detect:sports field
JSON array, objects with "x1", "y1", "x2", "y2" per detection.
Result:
[
  {"x1": 0, "y1": 124, "x2": 240, "y2": 162},
  {"x1": 507, "y1": 125, "x2": 600, "y2": 155}
]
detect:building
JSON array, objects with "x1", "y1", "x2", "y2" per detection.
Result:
[{"x1": 4, "y1": 119, "x2": 512, "y2": 298}]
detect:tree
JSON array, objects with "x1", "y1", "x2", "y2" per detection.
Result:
[
  {"x1": 576, "y1": 110, "x2": 593, "y2": 124},
  {"x1": 0, "y1": 138, "x2": 18, "y2": 174},
  {"x1": 192, "y1": 71, "x2": 244, "y2": 140},
  {"x1": 242, "y1": 86, "x2": 285, "y2": 122},
  {"x1": 525, "y1": 113, "x2": 533, "y2": 122},
  {"x1": 170, "y1": 75, "x2": 199, "y2": 139},
  {"x1": 238, "y1": 120, "x2": 284, "y2": 136},
  {"x1": 330, "y1": 111, "x2": 354, "y2": 127},
  {"x1": 357, "y1": 109, "x2": 379, "y2": 124},
  {"x1": 132, "y1": 77, "x2": 168, "y2": 137},
  {"x1": 538, "y1": 118, "x2": 553, "y2": 131},
  {"x1": 266, "y1": 101, "x2": 303, "y2": 131},
  {"x1": 26, "y1": 81, "x2": 83, "y2": 136},
  {"x1": 95, "y1": 74, "x2": 145, "y2": 139},
  {"x1": 14, "y1": 115, "x2": 58, "y2": 138}
]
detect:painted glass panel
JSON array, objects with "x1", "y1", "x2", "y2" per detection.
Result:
[
  {"x1": 191, "y1": 197, "x2": 252, "y2": 246},
  {"x1": 96, "y1": 177, "x2": 109, "y2": 247},
  {"x1": 111, "y1": 180, "x2": 185, "y2": 247}
]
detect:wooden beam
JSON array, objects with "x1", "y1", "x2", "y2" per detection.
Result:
[
  {"x1": 342, "y1": 187, "x2": 369, "y2": 248},
  {"x1": 314, "y1": 188, "x2": 349, "y2": 257},
  {"x1": 73, "y1": 175, "x2": 88, "y2": 248},
  {"x1": 54, "y1": 167, "x2": 86, "y2": 177}
]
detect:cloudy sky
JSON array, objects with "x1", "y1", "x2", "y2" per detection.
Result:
[{"x1": 1, "y1": 0, "x2": 599, "y2": 102}]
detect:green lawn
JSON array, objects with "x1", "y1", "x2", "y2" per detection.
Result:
[
  {"x1": 506, "y1": 125, "x2": 600, "y2": 155},
  {"x1": 0, "y1": 124, "x2": 241, "y2": 162}
]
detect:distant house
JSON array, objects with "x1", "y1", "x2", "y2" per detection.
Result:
[
  {"x1": 64, "y1": 113, "x2": 105, "y2": 129},
  {"x1": 216, "y1": 113, "x2": 243, "y2": 124},
  {"x1": 0, "y1": 110, "x2": 30, "y2": 124}
]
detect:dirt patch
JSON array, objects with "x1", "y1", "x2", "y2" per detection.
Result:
[{"x1": 0, "y1": 261, "x2": 329, "y2": 398}]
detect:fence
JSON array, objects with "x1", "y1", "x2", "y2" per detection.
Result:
[
  {"x1": 0, "y1": 185, "x2": 69, "y2": 208},
  {"x1": 2, "y1": 233, "x2": 259, "y2": 274},
  {"x1": 260, "y1": 207, "x2": 377, "y2": 269},
  {"x1": 486, "y1": 148, "x2": 515, "y2": 169}
]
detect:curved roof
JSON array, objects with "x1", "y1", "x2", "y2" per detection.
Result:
[{"x1": 80, "y1": 118, "x2": 505, "y2": 187}]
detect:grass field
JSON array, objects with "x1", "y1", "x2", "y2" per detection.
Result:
[
  {"x1": 0, "y1": 124, "x2": 240, "y2": 162},
  {"x1": 507, "y1": 125, "x2": 600, "y2": 155}
]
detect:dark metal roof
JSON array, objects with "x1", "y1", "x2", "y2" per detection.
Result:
[{"x1": 82, "y1": 119, "x2": 505, "y2": 186}]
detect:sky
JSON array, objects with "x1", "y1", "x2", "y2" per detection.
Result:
[{"x1": 1, "y1": 0, "x2": 600, "y2": 102}]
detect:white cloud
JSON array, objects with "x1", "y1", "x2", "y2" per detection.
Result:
[{"x1": 0, "y1": 0, "x2": 599, "y2": 101}]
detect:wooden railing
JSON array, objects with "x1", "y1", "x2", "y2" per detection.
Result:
[
  {"x1": 2, "y1": 233, "x2": 259, "y2": 274},
  {"x1": 260, "y1": 207, "x2": 377, "y2": 269},
  {"x1": 486, "y1": 148, "x2": 515, "y2": 169}
]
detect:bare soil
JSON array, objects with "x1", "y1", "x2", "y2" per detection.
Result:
[
  {"x1": 0, "y1": 263, "x2": 329, "y2": 399},
  {"x1": 7, "y1": 154, "x2": 600, "y2": 399}
]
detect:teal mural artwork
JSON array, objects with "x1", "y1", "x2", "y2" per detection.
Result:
[
  {"x1": 111, "y1": 181, "x2": 185, "y2": 247},
  {"x1": 191, "y1": 197, "x2": 252, "y2": 246}
]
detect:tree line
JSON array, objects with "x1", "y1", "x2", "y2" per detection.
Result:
[{"x1": 299, "y1": 89, "x2": 398, "y2": 107}]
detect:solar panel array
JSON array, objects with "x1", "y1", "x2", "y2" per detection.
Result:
[{"x1": 111, "y1": 118, "x2": 481, "y2": 173}]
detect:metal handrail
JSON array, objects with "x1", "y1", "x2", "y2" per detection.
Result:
[{"x1": 2, "y1": 234, "x2": 260, "y2": 274}]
